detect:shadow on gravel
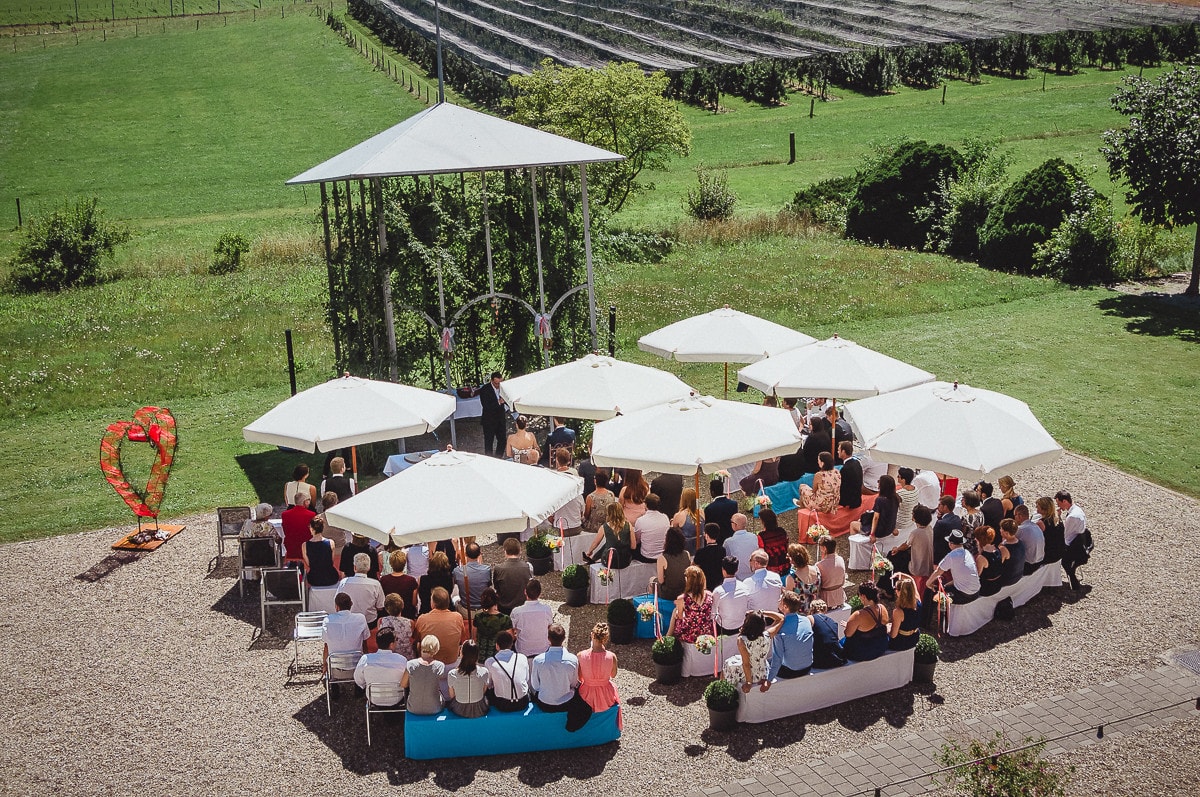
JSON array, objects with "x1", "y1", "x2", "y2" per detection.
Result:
[
  {"x1": 701, "y1": 718, "x2": 807, "y2": 761},
  {"x1": 75, "y1": 550, "x2": 144, "y2": 582},
  {"x1": 1096, "y1": 294, "x2": 1200, "y2": 343},
  {"x1": 647, "y1": 676, "x2": 708, "y2": 707},
  {"x1": 938, "y1": 586, "x2": 1076, "y2": 663}
]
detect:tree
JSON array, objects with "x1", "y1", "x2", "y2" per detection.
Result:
[
  {"x1": 1102, "y1": 67, "x2": 1200, "y2": 295},
  {"x1": 508, "y1": 61, "x2": 692, "y2": 213}
]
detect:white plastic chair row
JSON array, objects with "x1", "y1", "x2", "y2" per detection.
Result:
[{"x1": 365, "y1": 683, "x2": 406, "y2": 745}]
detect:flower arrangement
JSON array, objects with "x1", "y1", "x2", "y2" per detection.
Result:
[
  {"x1": 756, "y1": 494, "x2": 772, "y2": 509},
  {"x1": 871, "y1": 551, "x2": 893, "y2": 575},
  {"x1": 598, "y1": 568, "x2": 614, "y2": 586},
  {"x1": 714, "y1": 470, "x2": 730, "y2": 480},
  {"x1": 806, "y1": 523, "x2": 829, "y2": 543},
  {"x1": 546, "y1": 537, "x2": 563, "y2": 552},
  {"x1": 695, "y1": 634, "x2": 717, "y2": 654},
  {"x1": 637, "y1": 602, "x2": 657, "y2": 621},
  {"x1": 933, "y1": 591, "x2": 954, "y2": 608}
]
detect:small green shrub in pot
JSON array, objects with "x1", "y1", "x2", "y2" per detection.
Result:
[
  {"x1": 704, "y1": 678, "x2": 740, "y2": 712},
  {"x1": 915, "y1": 632, "x2": 941, "y2": 663},
  {"x1": 848, "y1": 594, "x2": 864, "y2": 611},
  {"x1": 606, "y1": 598, "x2": 637, "y2": 626},
  {"x1": 525, "y1": 533, "x2": 551, "y2": 559},
  {"x1": 651, "y1": 635, "x2": 684, "y2": 665},
  {"x1": 561, "y1": 563, "x2": 589, "y2": 590}
]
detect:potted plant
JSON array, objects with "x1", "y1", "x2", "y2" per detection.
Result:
[
  {"x1": 847, "y1": 594, "x2": 864, "y2": 611},
  {"x1": 651, "y1": 634, "x2": 685, "y2": 685},
  {"x1": 606, "y1": 598, "x2": 637, "y2": 644},
  {"x1": 704, "y1": 678, "x2": 739, "y2": 731},
  {"x1": 525, "y1": 533, "x2": 553, "y2": 576},
  {"x1": 561, "y1": 564, "x2": 590, "y2": 607},
  {"x1": 914, "y1": 632, "x2": 940, "y2": 683}
]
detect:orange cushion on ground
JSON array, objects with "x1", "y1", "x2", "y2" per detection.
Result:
[{"x1": 797, "y1": 495, "x2": 877, "y2": 539}]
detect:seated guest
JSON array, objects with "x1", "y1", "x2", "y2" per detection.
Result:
[
  {"x1": 377, "y1": 593, "x2": 415, "y2": 658},
  {"x1": 958, "y1": 491, "x2": 985, "y2": 555},
  {"x1": 531, "y1": 624, "x2": 580, "y2": 712},
  {"x1": 671, "y1": 487, "x2": 704, "y2": 554},
  {"x1": 739, "y1": 455, "x2": 780, "y2": 495},
  {"x1": 319, "y1": 456, "x2": 356, "y2": 504},
  {"x1": 379, "y1": 550, "x2": 418, "y2": 621},
  {"x1": 912, "y1": 469, "x2": 941, "y2": 511},
  {"x1": 827, "y1": 405, "x2": 853, "y2": 454},
  {"x1": 858, "y1": 449, "x2": 887, "y2": 494},
  {"x1": 323, "y1": 592, "x2": 369, "y2": 660},
  {"x1": 354, "y1": 628, "x2": 407, "y2": 705},
  {"x1": 1015, "y1": 504, "x2": 1045, "y2": 574},
  {"x1": 582, "y1": 502, "x2": 635, "y2": 568},
  {"x1": 654, "y1": 526, "x2": 691, "y2": 601},
  {"x1": 840, "y1": 581, "x2": 890, "y2": 662},
  {"x1": 240, "y1": 502, "x2": 277, "y2": 538},
  {"x1": 815, "y1": 535, "x2": 847, "y2": 608},
  {"x1": 888, "y1": 574, "x2": 921, "y2": 651},
  {"x1": 998, "y1": 475, "x2": 1024, "y2": 520},
  {"x1": 894, "y1": 468, "x2": 920, "y2": 538},
  {"x1": 447, "y1": 640, "x2": 491, "y2": 718},
  {"x1": 506, "y1": 415, "x2": 541, "y2": 464},
  {"x1": 974, "y1": 527, "x2": 1005, "y2": 596},
  {"x1": 693, "y1": 523, "x2": 726, "y2": 592},
  {"x1": 544, "y1": 417, "x2": 576, "y2": 469},
  {"x1": 302, "y1": 516, "x2": 340, "y2": 587},
  {"x1": 724, "y1": 513, "x2": 759, "y2": 579},
  {"x1": 933, "y1": 495, "x2": 963, "y2": 563},
  {"x1": 484, "y1": 630, "x2": 530, "y2": 712},
  {"x1": 997, "y1": 519, "x2": 1026, "y2": 586},
  {"x1": 413, "y1": 587, "x2": 466, "y2": 666},
  {"x1": 783, "y1": 397, "x2": 804, "y2": 430},
  {"x1": 633, "y1": 494, "x2": 671, "y2": 562},
  {"x1": 703, "y1": 479, "x2": 739, "y2": 543},
  {"x1": 666, "y1": 565, "x2": 715, "y2": 643},
  {"x1": 713, "y1": 556, "x2": 751, "y2": 635},
  {"x1": 784, "y1": 543, "x2": 821, "y2": 613},
  {"x1": 583, "y1": 469, "x2": 618, "y2": 534},
  {"x1": 837, "y1": 441, "x2": 863, "y2": 508},
  {"x1": 510, "y1": 579, "x2": 553, "y2": 657},
  {"x1": 401, "y1": 635, "x2": 446, "y2": 716},
  {"x1": 336, "y1": 552, "x2": 386, "y2": 627},
  {"x1": 405, "y1": 542, "x2": 430, "y2": 580},
  {"x1": 802, "y1": 417, "x2": 833, "y2": 475},
  {"x1": 885, "y1": 503, "x2": 935, "y2": 594},
  {"x1": 577, "y1": 622, "x2": 620, "y2": 718},
  {"x1": 618, "y1": 469, "x2": 650, "y2": 527},
  {"x1": 453, "y1": 542, "x2": 493, "y2": 613},
  {"x1": 809, "y1": 600, "x2": 845, "y2": 669},
  {"x1": 920, "y1": 529, "x2": 981, "y2": 627},
  {"x1": 851, "y1": 474, "x2": 899, "y2": 549},
  {"x1": 1036, "y1": 496, "x2": 1066, "y2": 564},
  {"x1": 766, "y1": 591, "x2": 815, "y2": 680},
  {"x1": 281, "y1": 491, "x2": 316, "y2": 567},
  {"x1": 777, "y1": 446, "x2": 805, "y2": 484},
  {"x1": 756, "y1": 508, "x2": 790, "y2": 575},
  {"x1": 417, "y1": 550, "x2": 455, "y2": 616},
  {"x1": 491, "y1": 537, "x2": 533, "y2": 614},
  {"x1": 722, "y1": 610, "x2": 774, "y2": 694},
  {"x1": 651, "y1": 472, "x2": 684, "y2": 518},
  {"x1": 798, "y1": 451, "x2": 841, "y2": 513},
  {"x1": 743, "y1": 549, "x2": 784, "y2": 612},
  {"x1": 472, "y1": 587, "x2": 512, "y2": 661},
  {"x1": 976, "y1": 481, "x2": 1004, "y2": 531},
  {"x1": 550, "y1": 449, "x2": 585, "y2": 536},
  {"x1": 283, "y1": 463, "x2": 317, "y2": 507},
  {"x1": 339, "y1": 532, "x2": 379, "y2": 580}
]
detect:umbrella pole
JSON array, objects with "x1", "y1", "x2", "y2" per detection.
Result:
[
  {"x1": 694, "y1": 470, "x2": 702, "y2": 548},
  {"x1": 458, "y1": 536, "x2": 473, "y2": 637},
  {"x1": 351, "y1": 445, "x2": 359, "y2": 487},
  {"x1": 724, "y1": 362, "x2": 729, "y2": 400},
  {"x1": 831, "y1": 399, "x2": 838, "y2": 459}
]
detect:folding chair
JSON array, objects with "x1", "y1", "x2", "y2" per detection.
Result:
[
  {"x1": 325, "y1": 651, "x2": 363, "y2": 715},
  {"x1": 260, "y1": 567, "x2": 306, "y2": 633},
  {"x1": 365, "y1": 682, "x2": 407, "y2": 746},
  {"x1": 238, "y1": 536, "x2": 280, "y2": 598},
  {"x1": 217, "y1": 506, "x2": 251, "y2": 557},
  {"x1": 290, "y1": 611, "x2": 327, "y2": 677}
]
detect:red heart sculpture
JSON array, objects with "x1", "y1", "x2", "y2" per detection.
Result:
[{"x1": 99, "y1": 407, "x2": 178, "y2": 519}]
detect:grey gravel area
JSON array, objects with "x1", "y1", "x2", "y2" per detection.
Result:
[{"x1": 2, "y1": 451, "x2": 1198, "y2": 796}]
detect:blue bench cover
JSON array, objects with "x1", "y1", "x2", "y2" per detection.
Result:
[
  {"x1": 754, "y1": 475, "x2": 813, "y2": 517},
  {"x1": 404, "y1": 703, "x2": 621, "y2": 759},
  {"x1": 632, "y1": 594, "x2": 676, "y2": 639}
]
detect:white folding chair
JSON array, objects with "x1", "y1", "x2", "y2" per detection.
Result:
[
  {"x1": 259, "y1": 567, "x2": 306, "y2": 634},
  {"x1": 291, "y1": 611, "x2": 328, "y2": 675},
  {"x1": 325, "y1": 651, "x2": 363, "y2": 715},
  {"x1": 217, "y1": 506, "x2": 251, "y2": 556},
  {"x1": 365, "y1": 682, "x2": 407, "y2": 746}
]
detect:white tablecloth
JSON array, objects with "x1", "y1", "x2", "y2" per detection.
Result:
[
  {"x1": 440, "y1": 391, "x2": 482, "y2": 419},
  {"x1": 383, "y1": 451, "x2": 439, "y2": 477}
]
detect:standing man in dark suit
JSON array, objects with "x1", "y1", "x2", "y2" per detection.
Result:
[
  {"x1": 543, "y1": 417, "x2": 576, "y2": 466},
  {"x1": 836, "y1": 441, "x2": 863, "y2": 509},
  {"x1": 932, "y1": 495, "x2": 962, "y2": 563},
  {"x1": 649, "y1": 473, "x2": 684, "y2": 518},
  {"x1": 479, "y1": 371, "x2": 508, "y2": 457},
  {"x1": 703, "y1": 479, "x2": 738, "y2": 544}
]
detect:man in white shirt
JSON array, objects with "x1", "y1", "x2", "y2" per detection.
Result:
[
  {"x1": 723, "y1": 514, "x2": 758, "y2": 579},
  {"x1": 530, "y1": 624, "x2": 580, "y2": 711},
  {"x1": 354, "y1": 627, "x2": 407, "y2": 705},
  {"x1": 858, "y1": 450, "x2": 888, "y2": 494},
  {"x1": 510, "y1": 579, "x2": 554, "y2": 657},
  {"x1": 336, "y1": 553, "x2": 386, "y2": 625},
  {"x1": 920, "y1": 529, "x2": 980, "y2": 627},
  {"x1": 323, "y1": 592, "x2": 369, "y2": 689},
  {"x1": 406, "y1": 543, "x2": 430, "y2": 579},
  {"x1": 743, "y1": 549, "x2": 783, "y2": 612},
  {"x1": 1014, "y1": 504, "x2": 1045, "y2": 574},
  {"x1": 712, "y1": 556, "x2": 751, "y2": 634},
  {"x1": 633, "y1": 493, "x2": 671, "y2": 561},
  {"x1": 484, "y1": 630, "x2": 531, "y2": 712},
  {"x1": 1056, "y1": 490, "x2": 1089, "y2": 590},
  {"x1": 912, "y1": 469, "x2": 941, "y2": 509}
]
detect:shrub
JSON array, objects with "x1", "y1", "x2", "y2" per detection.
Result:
[
  {"x1": 848, "y1": 594, "x2": 864, "y2": 611},
  {"x1": 684, "y1": 168, "x2": 737, "y2": 221},
  {"x1": 598, "y1": 228, "x2": 673, "y2": 264},
  {"x1": 7, "y1": 197, "x2": 130, "y2": 293},
  {"x1": 651, "y1": 635, "x2": 684, "y2": 664},
  {"x1": 978, "y1": 158, "x2": 1079, "y2": 273},
  {"x1": 921, "y1": 138, "x2": 1012, "y2": 260},
  {"x1": 936, "y1": 732, "x2": 1073, "y2": 797},
  {"x1": 210, "y1": 232, "x2": 250, "y2": 275},
  {"x1": 1033, "y1": 180, "x2": 1119, "y2": 284},
  {"x1": 525, "y1": 533, "x2": 551, "y2": 559},
  {"x1": 790, "y1": 175, "x2": 857, "y2": 216},
  {"x1": 606, "y1": 597, "x2": 637, "y2": 626},
  {"x1": 703, "y1": 678, "x2": 740, "y2": 711},
  {"x1": 561, "y1": 563, "x2": 589, "y2": 590},
  {"x1": 845, "y1": 140, "x2": 964, "y2": 249},
  {"x1": 915, "y1": 632, "x2": 941, "y2": 663},
  {"x1": 1115, "y1": 217, "x2": 1189, "y2": 280}
]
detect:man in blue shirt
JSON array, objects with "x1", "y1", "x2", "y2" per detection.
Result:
[
  {"x1": 531, "y1": 624, "x2": 579, "y2": 712},
  {"x1": 766, "y1": 592, "x2": 814, "y2": 681}
]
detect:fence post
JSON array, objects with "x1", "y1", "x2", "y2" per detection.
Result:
[
  {"x1": 16, "y1": 197, "x2": 22, "y2": 228},
  {"x1": 788, "y1": 132, "x2": 795, "y2": 165},
  {"x1": 809, "y1": 97, "x2": 815, "y2": 118},
  {"x1": 942, "y1": 83, "x2": 947, "y2": 104},
  {"x1": 285, "y1": 330, "x2": 297, "y2": 395},
  {"x1": 608, "y1": 305, "x2": 616, "y2": 357}
]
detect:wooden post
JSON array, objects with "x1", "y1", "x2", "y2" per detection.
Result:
[
  {"x1": 809, "y1": 97, "x2": 815, "y2": 118},
  {"x1": 788, "y1": 132, "x2": 795, "y2": 165},
  {"x1": 15, "y1": 197, "x2": 21, "y2": 228},
  {"x1": 285, "y1": 330, "x2": 298, "y2": 395},
  {"x1": 942, "y1": 83, "x2": 947, "y2": 104}
]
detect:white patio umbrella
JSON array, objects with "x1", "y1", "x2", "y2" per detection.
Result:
[
  {"x1": 637, "y1": 306, "x2": 816, "y2": 397},
  {"x1": 841, "y1": 381, "x2": 1063, "y2": 482},
  {"x1": 737, "y1": 335, "x2": 935, "y2": 399},
  {"x1": 323, "y1": 448, "x2": 583, "y2": 546},
  {"x1": 498, "y1": 353, "x2": 694, "y2": 421}
]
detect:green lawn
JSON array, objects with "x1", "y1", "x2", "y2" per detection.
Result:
[{"x1": 0, "y1": 0, "x2": 286, "y2": 26}]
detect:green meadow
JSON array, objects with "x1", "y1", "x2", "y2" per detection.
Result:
[{"x1": 1, "y1": 9, "x2": 1198, "y2": 543}]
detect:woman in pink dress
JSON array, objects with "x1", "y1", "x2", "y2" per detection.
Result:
[
  {"x1": 577, "y1": 622, "x2": 621, "y2": 726},
  {"x1": 815, "y1": 534, "x2": 847, "y2": 608}
]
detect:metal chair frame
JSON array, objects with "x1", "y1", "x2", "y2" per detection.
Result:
[
  {"x1": 217, "y1": 506, "x2": 252, "y2": 557},
  {"x1": 259, "y1": 567, "x2": 306, "y2": 633},
  {"x1": 290, "y1": 611, "x2": 328, "y2": 676},
  {"x1": 365, "y1": 682, "x2": 407, "y2": 745},
  {"x1": 238, "y1": 536, "x2": 281, "y2": 598},
  {"x1": 324, "y1": 651, "x2": 364, "y2": 716}
]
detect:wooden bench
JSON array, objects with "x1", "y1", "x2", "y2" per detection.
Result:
[
  {"x1": 403, "y1": 703, "x2": 621, "y2": 759},
  {"x1": 946, "y1": 562, "x2": 1063, "y2": 636}
]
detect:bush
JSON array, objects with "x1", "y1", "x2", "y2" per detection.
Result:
[
  {"x1": 651, "y1": 635, "x2": 684, "y2": 664},
  {"x1": 937, "y1": 732, "x2": 1073, "y2": 797},
  {"x1": 790, "y1": 175, "x2": 857, "y2": 216},
  {"x1": 921, "y1": 138, "x2": 1012, "y2": 260},
  {"x1": 1114, "y1": 217, "x2": 1188, "y2": 280},
  {"x1": 915, "y1": 632, "x2": 941, "y2": 663},
  {"x1": 210, "y1": 232, "x2": 250, "y2": 275},
  {"x1": 7, "y1": 197, "x2": 130, "y2": 293},
  {"x1": 703, "y1": 678, "x2": 740, "y2": 711},
  {"x1": 684, "y1": 168, "x2": 737, "y2": 221},
  {"x1": 978, "y1": 158, "x2": 1079, "y2": 273},
  {"x1": 848, "y1": 594, "x2": 864, "y2": 611},
  {"x1": 561, "y1": 563, "x2": 589, "y2": 589},
  {"x1": 525, "y1": 533, "x2": 551, "y2": 559},
  {"x1": 606, "y1": 597, "x2": 637, "y2": 626},
  {"x1": 598, "y1": 228, "x2": 673, "y2": 264},
  {"x1": 845, "y1": 140, "x2": 964, "y2": 248},
  {"x1": 1033, "y1": 180, "x2": 1119, "y2": 284}
]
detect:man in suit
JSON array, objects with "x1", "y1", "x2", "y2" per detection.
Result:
[
  {"x1": 478, "y1": 371, "x2": 507, "y2": 457},
  {"x1": 649, "y1": 472, "x2": 683, "y2": 518},
  {"x1": 543, "y1": 417, "x2": 576, "y2": 466},
  {"x1": 837, "y1": 440, "x2": 863, "y2": 509},
  {"x1": 933, "y1": 495, "x2": 962, "y2": 563},
  {"x1": 703, "y1": 479, "x2": 738, "y2": 544}
]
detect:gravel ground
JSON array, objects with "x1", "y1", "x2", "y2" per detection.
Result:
[{"x1": 2, "y1": 451, "x2": 1198, "y2": 796}]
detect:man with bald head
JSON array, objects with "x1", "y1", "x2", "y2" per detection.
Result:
[{"x1": 723, "y1": 513, "x2": 758, "y2": 579}]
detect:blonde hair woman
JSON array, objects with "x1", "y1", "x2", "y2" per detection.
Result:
[
  {"x1": 888, "y1": 573, "x2": 921, "y2": 651},
  {"x1": 671, "y1": 487, "x2": 704, "y2": 554},
  {"x1": 577, "y1": 622, "x2": 621, "y2": 723},
  {"x1": 401, "y1": 635, "x2": 446, "y2": 715},
  {"x1": 582, "y1": 500, "x2": 635, "y2": 568}
]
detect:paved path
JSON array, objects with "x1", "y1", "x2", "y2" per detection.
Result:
[{"x1": 689, "y1": 661, "x2": 1200, "y2": 797}]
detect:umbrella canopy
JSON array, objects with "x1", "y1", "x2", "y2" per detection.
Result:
[
  {"x1": 499, "y1": 353, "x2": 694, "y2": 421},
  {"x1": 323, "y1": 449, "x2": 583, "y2": 545},
  {"x1": 737, "y1": 335, "x2": 935, "y2": 399},
  {"x1": 841, "y1": 381, "x2": 1063, "y2": 481},
  {"x1": 591, "y1": 394, "x2": 803, "y2": 476},
  {"x1": 242, "y1": 375, "x2": 456, "y2": 453},
  {"x1": 637, "y1": 307, "x2": 815, "y2": 364}
]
